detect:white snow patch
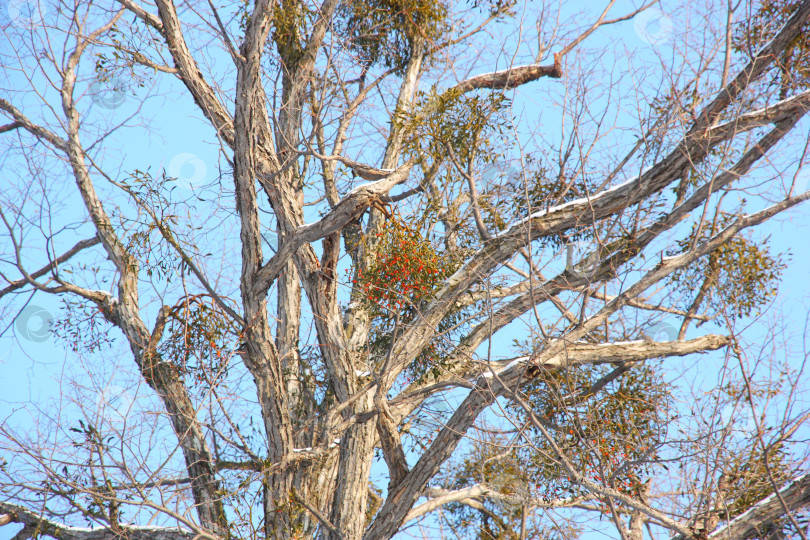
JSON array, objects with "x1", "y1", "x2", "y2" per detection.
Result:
[
  {"x1": 49, "y1": 524, "x2": 194, "y2": 533},
  {"x1": 482, "y1": 356, "x2": 529, "y2": 378},
  {"x1": 466, "y1": 64, "x2": 536, "y2": 80},
  {"x1": 493, "y1": 172, "x2": 649, "y2": 238},
  {"x1": 708, "y1": 472, "x2": 810, "y2": 538},
  {"x1": 346, "y1": 174, "x2": 394, "y2": 195}
]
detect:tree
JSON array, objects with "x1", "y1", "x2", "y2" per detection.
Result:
[{"x1": 1, "y1": 0, "x2": 809, "y2": 538}]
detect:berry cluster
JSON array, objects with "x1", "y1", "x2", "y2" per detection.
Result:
[{"x1": 356, "y1": 219, "x2": 452, "y2": 316}]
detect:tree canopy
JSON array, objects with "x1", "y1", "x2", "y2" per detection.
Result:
[{"x1": 1, "y1": 0, "x2": 809, "y2": 539}]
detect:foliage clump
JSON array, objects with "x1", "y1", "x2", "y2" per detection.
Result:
[
  {"x1": 480, "y1": 156, "x2": 605, "y2": 247},
  {"x1": 732, "y1": 0, "x2": 810, "y2": 98},
  {"x1": 159, "y1": 295, "x2": 239, "y2": 386},
  {"x1": 442, "y1": 437, "x2": 577, "y2": 540},
  {"x1": 440, "y1": 363, "x2": 672, "y2": 538},
  {"x1": 357, "y1": 218, "x2": 453, "y2": 316},
  {"x1": 338, "y1": 0, "x2": 449, "y2": 69},
  {"x1": 668, "y1": 215, "x2": 785, "y2": 320},
  {"x1": 272, "y1": 0, "x2": 308, "y2": 64},
  {"x1": 723, "y1": 442, "x2": 793, "y2": 519},
  {"x1": 355, "y1": 217, "x2": 461, "y2": 380},
  {"x1": 400, "y1": 87, "x2": 509, "y2": 164},
  {"x1": 515, "y1": 363, "x2": 670, "y2": 500},
  {"x1": 52, "y1": 298, "x2": 116, "y2": 355}
]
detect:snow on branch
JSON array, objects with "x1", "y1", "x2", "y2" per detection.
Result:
[
  {"x1": 0, "y1": 501, "x2": 203, "y2": 540},
  {"x1": 482, "y1": 335, "x2": 731, "y2": 380},
  {"x1": 253, "y1": 160, "x2": 414, "y2": 294},
  {"x1": 404, "y1": 484, "x2": 586, "y2": 524},
  {"x1": 669, "y1": 473, "x2": 810, "y2": 540},
  {"x1": 450, "y1": 53, "x2": 562, "y2": 94}
]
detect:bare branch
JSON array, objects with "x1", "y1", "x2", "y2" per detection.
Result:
[
  {"x1": 0, "y1": 121, "x2": 21, "y2": 134},
  {"x1": 0, "y1": 236, "x2": 100, "y2": 298},
  {"x1": 0, "y1": 502, "x2": 202, "y2": 540},
  {"x1": 669, "y1": 473, "x2": 810, "y2": 540},
  {"x1": 450, "y1": 53, "x2": 563, "y2": 94},
  {"x1": 0, "y1": 99, "x2": 68, "y2": 151}
]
